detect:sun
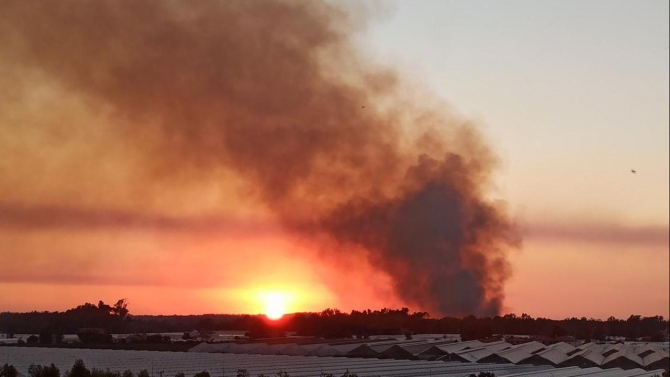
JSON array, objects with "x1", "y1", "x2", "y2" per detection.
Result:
[{"x1": 262, "y1": 292, "x2": 288, "y2": 320}]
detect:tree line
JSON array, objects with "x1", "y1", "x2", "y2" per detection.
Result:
[
  {"x1": 263, "y1": 308, "x2": 668, "y2": 342},
  {"x1": 1, "y1": 301, "x2": 667, "y2": 343},
  {"x1": 0, "y1": 300, "x2": 256, "y2": 338}
]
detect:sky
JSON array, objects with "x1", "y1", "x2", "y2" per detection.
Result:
[
  {"x1": 0, "y1": 0, "x2": 668, "y2": 320},
  {"x1": 362, "y1": 0, "x2": 670, "y2": 318}
]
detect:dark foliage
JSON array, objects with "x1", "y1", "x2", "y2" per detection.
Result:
[
  {"x1": 90, "y1": 369, "x2": 122, "y2": 377},
  {"x1": 0, "y1": 364, "x2": 19, "y2": 377},
  {"x1": 39, "y1": 331, "x2": 54, "y2": 345},
  {"x1": 28, "y1": 364, "x2": 61, "y2": 377},
  {"x1": 1, "y1": 301, "x2": 667, "y2": 342},
  {"x1": 77, "y1": 329, "x2": 113, "y2": 344},
  {"x1": 65, "y1": 360, "x2": 91, "y2": 377},
  {"x1": 144, "y1": 334, "x2": 171, "y2": 344},
  {"x1": 0, "y1": 300, "x2": 129, "y2": 337},
  {"x1": 284, "y1": 309, "x2": 668, "y2": 342}
]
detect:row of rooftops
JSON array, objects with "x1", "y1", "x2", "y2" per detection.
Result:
[
  {"x1": 4, "y1": 345, "x2": 665, "y2": 377},
  {"x1": 190, "y1": 337, "x2": 669, "y2": 371}
]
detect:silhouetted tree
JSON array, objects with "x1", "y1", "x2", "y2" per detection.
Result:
[
  {"x1": 0, "y1": 364, "x2": 19, "y2": 377},
  {"x1": 28, "y1": 364, "x2": 61, "y2": 377},
  {"x1": 112, "y1": 299, "x2": 129, "y2": 319},
  {"x1": 193, "y1": 372, "x2": 210, "y2": 377},
  {"x1": 65, "y1": 360, "x2": 91, "y2": 377}
]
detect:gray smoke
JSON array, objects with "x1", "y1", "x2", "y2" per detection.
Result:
[{"x1": 0, "y1": 0, "x2": 519, "y2": 316}]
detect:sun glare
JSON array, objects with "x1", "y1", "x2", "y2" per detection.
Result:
[{"x1": 262, "y1": 291, "x2": 289, "y2": 320}]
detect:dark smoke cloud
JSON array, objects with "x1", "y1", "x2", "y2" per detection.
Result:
[
  {"x1": 0, "y1": 0, "x2": 518, "y2": 316},
  {"x1": 324, "y1": 153, "x2": 517, "y2": 316}
]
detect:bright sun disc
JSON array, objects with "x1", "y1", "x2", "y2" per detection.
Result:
[
  {"x1": 266, "y1": 306, "x2": 284, "y2": 320},
  {"x1": 263, "y1": 292, "x2": 287, "y2": 320}
]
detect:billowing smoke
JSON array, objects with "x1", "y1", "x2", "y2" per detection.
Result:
[{"x1": 0, "y1": 0, "x2": 519, "y2": 316}]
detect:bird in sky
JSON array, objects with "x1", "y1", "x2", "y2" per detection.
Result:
[{"x1": 631, "y1": 169, "x2": 637, "y2": 174}]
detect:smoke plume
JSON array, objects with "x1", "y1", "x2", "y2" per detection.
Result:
[{"x1": 0, "y1": 0, "x2": 519, "y2": 316}]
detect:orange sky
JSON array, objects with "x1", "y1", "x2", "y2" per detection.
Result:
[
  {"x1": 0, "y1": 0, "x2": 668, "y2": 320},
  {"x1": 1, "y1": 212, "x2": 667, "y2": 319}
]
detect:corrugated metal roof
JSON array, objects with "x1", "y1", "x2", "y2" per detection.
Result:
[
  {"x1": 558, "y1": 348, "x2": 605, "y2": 368},
  {"x1": 602, "y1": 342, "x2": 626, "y2": 357},
  {"x1": 601, "y1": 347, "x2": 644, "y2": 369},
  {"x1": 548, "y1": 342, "x2": 577, "y2": 354},
  {"x1": 640, "y1": 350, "x2": 666, "y2": 367},
  {"x1": 635, "y1": 343, "x2": 664, "y2": 357},
  {"x1": 504, "y1": 366, "x2": 598, "y2": 376},
  {"x1": 4, "y1": 347, "x2": 667, "y2": 377},
  {"x1": 187, "y1": 338, "x2": 670, "y2": 373},
  {"x1": 449, "y1": 341, "x2": 512, "y2": 363},
  {"x1": 491, "y1": 349, "x2": 534, "y2": 364},
  {"x1": 396, "y1": 340, "x2": 457, "y2": 355},
  {"x1": 527, "y1": 348, "x2": 571, "y2": 365},
  {"x1": 435, "y1": 339, "x2": 484, "y2": 352},
  {"x1": 510, "y1": 341, "x2": 547, "y2": 354},
  {"x1": 379, "y1": 345, "x2": 416, "y2": 360},
  {"x1": 0, "y1": 347, "x2": 555, "y2": 377},
  {"x1": 346, "y1": 344, "x2": 382, "y2": 358},
  {"x1": 304, "y1": 344, "x2": 344, "y2": 357}
]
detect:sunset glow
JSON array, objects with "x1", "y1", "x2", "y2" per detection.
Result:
[{"x1": 259, "y1": 291, "x2": 291, "y2": 320}]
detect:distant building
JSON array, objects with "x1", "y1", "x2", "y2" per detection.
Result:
[
  {"x1": 505, "y1": 335, "x2": 531, "y2": 345},
  {"x1": 77, "y1": 328, "x2": 112, "y2": 343}
]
